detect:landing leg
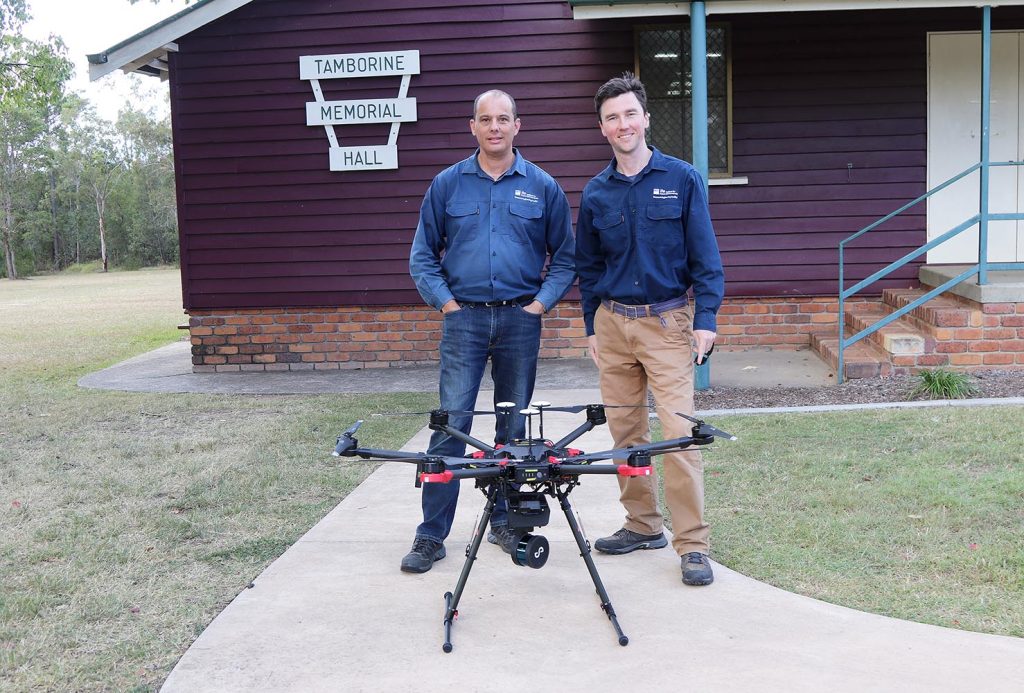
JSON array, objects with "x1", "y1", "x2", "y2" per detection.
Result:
[
  {"x1": 442, "y1": 483, "x2": 497, "y2": 652},
  {"x1": 556, "y1": 484, "x2": 629, "y2": 646}
]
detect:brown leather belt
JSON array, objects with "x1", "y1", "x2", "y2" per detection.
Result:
[{"x1": 601, "y1": 295, "x2": 688, "y2": 320}]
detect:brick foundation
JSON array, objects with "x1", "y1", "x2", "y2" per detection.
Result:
[
  {"x1": 188, "y1": 296, "x2": 1024, "y2": 374},
  {"x1": 188, "y1": 304, "x2": 589, "y2": 372}
]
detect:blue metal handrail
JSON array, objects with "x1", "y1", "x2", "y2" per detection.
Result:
[
  {"x1": 837, "y1": 159, "x2": 1024, "y2": 382},
  {"x1": 834, "y1": 5, "x2": 1024, "y2": 382}
]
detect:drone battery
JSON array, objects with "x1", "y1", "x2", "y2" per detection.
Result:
[{"x1": 514, "y1": 465, "x2": 549, "y2": 483}]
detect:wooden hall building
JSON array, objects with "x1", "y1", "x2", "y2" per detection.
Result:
[{"x1": 89, "y1": 0, "x2": 1024, "y2": 379}]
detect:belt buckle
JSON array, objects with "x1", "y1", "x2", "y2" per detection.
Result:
[{"x1": 624, "y1": 304, "x2": 642, "y2": 319}]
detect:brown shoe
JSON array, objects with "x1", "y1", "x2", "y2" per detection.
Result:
[{"x1": 681, "y1": 552, "x2": 714, "y2": 585}]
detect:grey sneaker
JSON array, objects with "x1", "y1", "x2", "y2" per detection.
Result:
[
  {"x1": 487, "y1": 524, "x2": 518, "y2": 554},
  {"x1": 400, "y1": 537, "x2": 446, "y2": 573},
  {"x1": 594, "y1": 528, "x2": 668, "y2": 555},
  {"x1": 681, "y1": 552, "x2": 714, "y2": 585}
]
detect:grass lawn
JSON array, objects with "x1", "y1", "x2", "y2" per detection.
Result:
[
  {"x1": 1, "y1": 270, "x2": 1021, "y2": 690},
  {"x1": 700, "y1": 408, "x2": 1024, "y2": 637},
  {"x1": 0, "y1": 270, "x2": 435, "y2": 691}
]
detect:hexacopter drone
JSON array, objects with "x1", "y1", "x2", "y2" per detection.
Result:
[{"x1": 332, "y1": 401, "x2": 735, "y2": 653}]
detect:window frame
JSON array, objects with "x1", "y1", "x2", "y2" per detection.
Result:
[{"x1": 634, "y1": 22, "x2": 735, "y2": 178}]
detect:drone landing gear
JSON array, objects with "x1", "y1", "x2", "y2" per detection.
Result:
[{"x1": 441, "y1": 481, "x2": 628, "y2": 653}]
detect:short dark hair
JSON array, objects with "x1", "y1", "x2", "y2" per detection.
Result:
[
  {"x1": 594, "y1": 72, "x2": 648, "y2": 121},
  {"x1": 473, "y1": 90, "x2": 518, "y2": 120}
]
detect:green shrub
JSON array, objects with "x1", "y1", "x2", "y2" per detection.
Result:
[{"x1": 908, "y1": 368, "x2": 979, "y2": 400}]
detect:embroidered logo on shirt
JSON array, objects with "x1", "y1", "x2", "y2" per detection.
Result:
[
  {"x1": 652, "y1": 188, "x2": 679, "y2": 200},
  {"x1": 514, "y1": 189, "x2": 540, "y2": 203}
]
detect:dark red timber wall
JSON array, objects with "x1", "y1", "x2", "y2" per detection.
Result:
[{"x1": 170, "y1": 2, "x2": 1024, "y2": 370}]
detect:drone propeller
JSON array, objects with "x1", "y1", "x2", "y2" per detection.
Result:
[
  {"x1": 332, "y1": 420, "x2": 364, "y2": 456},
  {"x1": 373, "y1": 402, "x2": 521, "y2": 417},
  {"x1": 375, "y1": 402, "x2": 656, "y2": 417},
  {"x1": 528, "y1": 403, "x2": 650, "y2": 414},
  {"x1": 674, "y1": 412, "x2": 737, "y2": 441}
]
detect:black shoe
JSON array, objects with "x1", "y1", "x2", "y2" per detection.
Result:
[
  {"x1": 487, "y1": 524, "x2": 518, "y2": 554},
  {"x1": 594, "y1": 528, "x2": 668, "y2": 555},
  {"x1": 400, "y1": 537, "x2": 446, "y2": 573},
  {"x1": 681, "y1": 552, "x2": 714, "y2": 586}
]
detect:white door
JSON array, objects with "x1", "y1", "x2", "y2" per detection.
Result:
[{"x1": 927, "y1": 31, "x2": 1023, "y2": 263}]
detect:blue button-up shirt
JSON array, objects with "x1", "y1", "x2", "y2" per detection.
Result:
[
  {"x1": 410, "y1": 149, "x2": 576, "y2": 311},
  {"x1": 575, "y1": 148, "x2": 725, "y2": 335}
]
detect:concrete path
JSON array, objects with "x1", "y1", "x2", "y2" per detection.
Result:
[
  {"x1": 79, "y1": 340, "x2": 839, "y2": 394},
  {"x1": 160, "y1": 389, "x2": 1024, "y2": 693}
]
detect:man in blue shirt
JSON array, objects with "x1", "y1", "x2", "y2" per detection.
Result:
[
  {"x1": 404, "y1": 90, "x2": 576, "y2": 573},
  {"x1": 575, "y1": 73, "x2": 725, "y2": 586}
]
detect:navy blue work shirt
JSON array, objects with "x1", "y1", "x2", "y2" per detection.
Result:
[
  {"x1": 409, "y1": 149, "x2": 576, "y2": 312},
  {"x1": 575, "y1": 148, "x2": 725, "y2": 335}
]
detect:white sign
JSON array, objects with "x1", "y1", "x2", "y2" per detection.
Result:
[
  {"x1": 300, "y1": 50, "x2": 419, "y2": 172},
  {"x1": 329, "y1": 145, "x2": 398, "y2": 172},
  {"x1": 306, "y1": 98, "x2": 417, "y2": 126},
  {"x1": 299, "y1": 51, "x2": 420, "y2": 80}
]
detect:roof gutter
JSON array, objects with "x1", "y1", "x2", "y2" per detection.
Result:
[{"x1": 569, "y1": 0, "x2": 1024, "y2": 21}]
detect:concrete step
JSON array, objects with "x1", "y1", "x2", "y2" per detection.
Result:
[
  {"x1": 810, "y1": 328, "x2": 893, "y2": 380},
  {"x1": 881, "y1": 288, "x2": 976, "y2": 336},
  {"x1": 843, "y1": 303, "x2": 933, "y2": 355}
]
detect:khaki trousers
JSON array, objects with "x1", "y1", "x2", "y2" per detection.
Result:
[{"x1": 594, "y1": 303, "x2": 708, "y2": 555}]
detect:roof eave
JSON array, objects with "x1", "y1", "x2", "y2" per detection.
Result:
[{"x1": 87, "y1": 0, "x2": 255, "y2": 81}]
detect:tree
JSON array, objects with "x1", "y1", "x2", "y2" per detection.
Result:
[
  {"x1": 81, "y1": 119, "x2": 124, "y2": 273},
  {"x1": 1, "y1": 2, "x2": 180, "y2": 277},
  {"x1": 0, "y1": 26, "x2": 72, "y2": 278},
  {"x1": 114, "y1": 99, "x2": 177, "y2": 266},
  {"x1": 0, "y1": 0, "x2": 28, "y2": 39}
]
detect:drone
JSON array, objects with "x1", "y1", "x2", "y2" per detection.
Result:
[{"x1": 331, "y1": 401, "x2": 736, "y2": 653}]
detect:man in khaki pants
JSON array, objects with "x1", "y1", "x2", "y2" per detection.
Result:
[{"x1": 575, "y1": 73, "x2": 725, "y2": 585}]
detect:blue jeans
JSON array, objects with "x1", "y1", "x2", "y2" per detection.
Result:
[{"x1": 416, "y1": 304, "x2": 542, "y2": 543}]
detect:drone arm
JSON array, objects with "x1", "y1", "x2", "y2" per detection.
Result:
[
  {"x1": 421, "y1": 466, "x2": 504, "y2": 483},
  {"x1": 552, "y1": 404, "x2": 607, "y2": 449},
  {"x1": 443, "y1": 466, "x2": 503, "y2": 480},
  {"x1": 551, "y1": 420, "x2": 596, "y2": 450},
  {"x1": 557, "y1": 462, "x2": 653, "y2": 478},
  {"x1": 557, "y1": 463, "x2": 620, "y2": 476},
  {"x1": 346, "y1": 447, "x2": 427, "y2": 462},
  {"x1": 559, "y1": 434, "x2": 706, "y2": 464},
  {"x1": 432, "y1": 424, "x2": 497, "y2": 454},
  {"x1": 642, "y1": 435, "x2": 704, "y2": 452}
]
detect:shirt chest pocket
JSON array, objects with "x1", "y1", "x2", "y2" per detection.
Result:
[
  {"x1": 444, "y1": 202, "x2": 481, "y2": 241},
  {"x1": 640, "y1": 204, "x2": 684, "y2": 251},
  {"x1": 592, "y1": 210, "x2": 627, "y2": 248},
  {"x1": 503, "y1": 201, "x2": 543, "y2": 245}
]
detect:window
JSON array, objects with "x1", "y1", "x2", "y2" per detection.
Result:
[{"x1": 637, "y1": 24, "x2": 731, "y2": 175}]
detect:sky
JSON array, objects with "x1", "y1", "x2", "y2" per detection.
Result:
[{"x1": 22, "y1": 0, "x2": 191, "y2": 121}]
